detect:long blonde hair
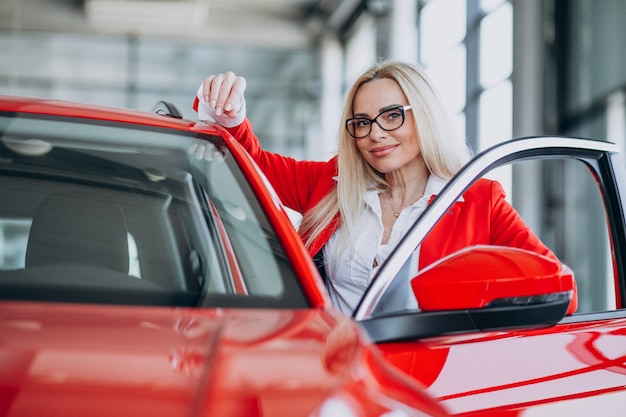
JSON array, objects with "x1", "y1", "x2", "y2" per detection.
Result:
[{"x1": 299, "y1": 60, "x2": 472, "y2": 250}]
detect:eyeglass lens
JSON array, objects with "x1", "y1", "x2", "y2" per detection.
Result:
[{"x1": 346, "y1": 107, "x2": 407, "y2": 138}]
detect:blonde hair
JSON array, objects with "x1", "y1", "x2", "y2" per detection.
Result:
[{"x1": 299, "y1": 60, "x2": 472, "y2": 250}]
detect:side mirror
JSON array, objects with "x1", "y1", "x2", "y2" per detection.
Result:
[
  {"x1": 413, "y1": 245, "x2": 576, "y2": 329},
  {"x1": 360, "y1": 246, "x2": 576, "y2": 343},
  {"x1": 412, "y1": 245, "x2": 575, "y2": 311}
]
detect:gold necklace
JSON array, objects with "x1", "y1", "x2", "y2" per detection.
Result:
[
  {"x1": 386, "y1": 194, "x2": 401, "y2": 218},
  {"x1": 386, "y1": 192, "x2": 424, "y2": 218}
]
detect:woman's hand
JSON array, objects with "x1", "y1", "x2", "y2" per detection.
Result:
[{"x1": 201, "y1": 71, "x2": 246, "y2": 119}]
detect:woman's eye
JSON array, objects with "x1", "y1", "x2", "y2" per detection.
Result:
[
  {"x1": 356, "y1": 119, "x2": 371, "y2": 128},
  {"x1": 385, "y1": 110, "x2": 402, "y2": 121}
]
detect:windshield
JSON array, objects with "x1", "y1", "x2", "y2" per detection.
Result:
[{"x1": 0, "y1": 112, "x2": 308, "y2": 309}]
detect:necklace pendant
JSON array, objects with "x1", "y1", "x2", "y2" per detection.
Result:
[{"x1": 394, "y1": 211, "x2": 400, "y2": 218}]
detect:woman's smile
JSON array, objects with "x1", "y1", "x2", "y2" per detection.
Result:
[{"x1": 370, "y1": 144, "x2": 399, "y2": 158}]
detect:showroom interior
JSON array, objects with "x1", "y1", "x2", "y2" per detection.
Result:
[{"x1": 1, "y1": 0, "x2": 626, "y2": 312}]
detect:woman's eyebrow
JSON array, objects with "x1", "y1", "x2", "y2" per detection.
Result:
[
  {"x1": 379, "y1": 103, "x2": 404, "y2": 112},
  {"x1": 353, "y1": 104, "x2": 404, "y2": 118}
]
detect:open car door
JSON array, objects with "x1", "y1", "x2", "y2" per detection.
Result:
[{"x1": 355, "y1": 136, "x2": 626, "y2": 416}]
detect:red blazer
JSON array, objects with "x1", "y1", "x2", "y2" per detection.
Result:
[{"x1": 224, "y1": 120, "x2": 556, "y2": 263}]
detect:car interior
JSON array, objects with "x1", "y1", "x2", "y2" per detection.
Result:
[{"x1": 0, "y1": 114, "x2": 309, "y2": 309}]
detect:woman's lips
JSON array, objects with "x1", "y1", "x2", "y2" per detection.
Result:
[{"x1": 370, "y1": 144, "x2": 398, "y2": 157}]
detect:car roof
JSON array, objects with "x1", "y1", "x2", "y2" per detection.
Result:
[{"x1": 0, "y1": 95, "x2": 198, "y2": 131}]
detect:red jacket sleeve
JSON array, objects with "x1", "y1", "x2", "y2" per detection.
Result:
[{"x1": 223, "y1": 119, "x2": 338, "y2": 216}]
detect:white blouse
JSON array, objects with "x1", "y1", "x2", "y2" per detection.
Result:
[{"x1": 323, "y1": 175, "x2": 450, "y2": 315}]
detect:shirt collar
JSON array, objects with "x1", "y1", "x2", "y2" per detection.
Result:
[
  {"x1": 365, "y1": 174, "x2": 464, "y2": 212},
  {"x1": 424, "y1": 174, "x2": 464, "y2": 202}
]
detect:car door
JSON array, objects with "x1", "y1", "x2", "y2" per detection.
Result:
[{"x1": 355, "y1": 136, "x2": 626, "y2": 416}]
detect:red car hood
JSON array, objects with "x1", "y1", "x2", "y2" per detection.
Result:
[{"x1": 0, "y1": 302, "x2": 378, "y2": 417}]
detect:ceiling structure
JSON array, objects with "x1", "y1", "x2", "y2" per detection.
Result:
[
  {"x1": 0, "y1": 0, "x2": 370, "y2": 158},
  {"x1": 0, "y1": 0, "x2": 362, "y2": 48}
]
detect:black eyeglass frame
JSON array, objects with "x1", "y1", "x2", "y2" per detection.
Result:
[{"x1": 345, "y1": 105, "x2": 413, "y2": 139}]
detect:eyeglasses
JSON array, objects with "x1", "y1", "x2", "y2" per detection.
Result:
[{"x1": 345, "y1": 105, "x2": 412, "y2": 139}]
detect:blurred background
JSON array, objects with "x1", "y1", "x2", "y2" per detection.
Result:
[
  {"x1": 2, "y1": 0, "x2": 624, "y2": 160},
  {"x1": 1, "y1": 0, "x2": 626, "y2": 312}
]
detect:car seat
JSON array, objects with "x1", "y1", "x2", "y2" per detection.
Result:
[{"x1": 25, "y1": 191, "x2": 129, "y2": 273}]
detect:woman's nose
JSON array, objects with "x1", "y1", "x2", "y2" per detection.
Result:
[{"x1": 369, "y1": 122, "x2": 386, "y2": 141}]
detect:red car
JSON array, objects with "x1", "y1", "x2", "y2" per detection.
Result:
[{"x1": 0, "y1": 96, "x2": 624, "y2": 416}]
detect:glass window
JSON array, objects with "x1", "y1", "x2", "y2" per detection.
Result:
[
  {"x1": 481, "y1": 0, "x2": 506, "y2": 13},
  {"x1": 0, "y1": 113, "x2": 308, "y2": 308},
  {"x1": 418, "y1": 0, "x2": 513, "y2": 152},
  {"x1": 419, "y1": 0, "x2": 469, "y2": 145},
  {"x1": 344, "y1": 15, "x2": 378, "y2": 85},
  {"x1": 479, "y1": 1, "x2": 513, "y2": 88},
  {"x1": 479, "y1": 80, "x2": 512, "y2": 149},
  {"x1": 425, "y1": 44, "x2": 467, "y2": 114},
  {"x1": 419, "y1": 0, "x2": 466, "y2": 65},
  {"x1": 425, "y1": 45, "x2": 467, "y2": 141}
]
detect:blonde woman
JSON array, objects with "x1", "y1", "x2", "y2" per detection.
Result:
[{"x1": 194, "y1": 61, "x2": 559, "y2": 315}]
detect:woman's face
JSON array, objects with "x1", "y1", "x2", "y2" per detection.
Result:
[{"x1": 351, "y1": 78, "x2": 423, "y2": 175}]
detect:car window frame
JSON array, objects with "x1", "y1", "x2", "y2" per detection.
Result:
[{"x1": 354, "y1": 136, "x2": 626, "y2": 324}]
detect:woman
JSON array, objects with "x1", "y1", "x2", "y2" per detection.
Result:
[{"x1": 193, "y1": 60, "x2": 562, "y2": 315}]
